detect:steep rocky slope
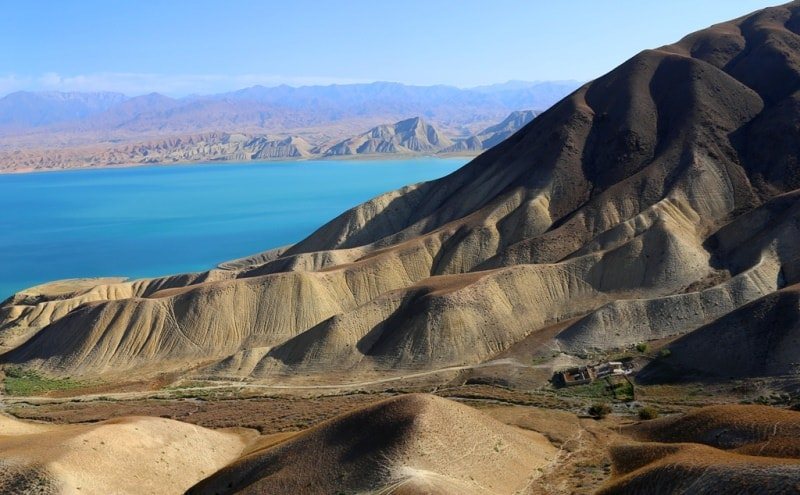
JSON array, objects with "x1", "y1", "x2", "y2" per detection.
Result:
[{"x1": 3, "y1": 2, "x2": 800, "y2": 386}]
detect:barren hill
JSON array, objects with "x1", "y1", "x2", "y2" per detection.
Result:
[
  {"x1": 3, "y1": 2, "x2": 800, "y2": 390},
  {"x1": 187, "y1": 394, "x2": 556, "y2": 495},
  {"x1": 322, "y1": 116, "x2": 453, "y2": 155},
  {"x1": 0, "y1": 413, "x2": 249, "y2": 494},
  {"x1": 600, "y1": 405, "x2": 800, "y2": 494}
]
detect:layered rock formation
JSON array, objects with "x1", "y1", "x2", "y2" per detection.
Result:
[
  {"x1": 3, "y1": 2, "x2": 800, "y2": 386},
  {"x1": 322, "y1": 116, "x2": 453, "y2": 155}
]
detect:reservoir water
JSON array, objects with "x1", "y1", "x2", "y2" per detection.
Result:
[{"x1": 0, "y1": 158, "x2": 467, "y2": 299}]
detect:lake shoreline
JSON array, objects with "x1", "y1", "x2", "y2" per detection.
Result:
[
  {"x1": 0, "y1": 158, "x2": 467, "y2": 299},
  {"x1": 0, "y1": 151, "x2": 480, "y2": 176}
]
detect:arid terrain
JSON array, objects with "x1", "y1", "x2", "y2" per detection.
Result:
[
  {"x1": 0, "y1": 112, "x2": 545, "y2": 173},
  {"x1": 3, "y1": 1, "x2": 800, "y2": 493},
  {"x1": 0, "y1": 82, "x2": 563, "y2": 172}
]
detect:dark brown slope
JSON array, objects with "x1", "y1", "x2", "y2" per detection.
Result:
[
  {"x1": 278, "y1": 1, "x2": 794, "y2": 264},
  {"x1": 637, "y1": 284, "x2": 800, "y2": 383},
  {"x1": 599, "y1": 405, "x2": 800, "y2": 494},
  {"x1": 3, "y1": 3, "x2": 800, "y2": 382},
  {"x1": 624, "y1": 404, "x2": 800, "y2": 454}
]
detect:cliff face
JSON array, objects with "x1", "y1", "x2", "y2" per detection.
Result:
[{"x1": 3, "y1": 2, "x2": 800, "y2": 384}]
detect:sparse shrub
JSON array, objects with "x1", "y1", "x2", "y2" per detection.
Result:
[
  {"x1": 790, "y1": 402, "x2": 800, "y2": 412},
  {"x1": 588, "y1": 402, "x2": 612, "y2": 419},
  {"x1": 4, "y1": 366, "x2": 23, "y2": 378},
  {"x1": 638, "y1": 406, "x2": 659, "y2": 420},
  {"x1": 635, "y1": 343, "x2": 648, "y2": 353},
  {"x1": 659, "y1": 348, "x2": 672, "y2": 358}
]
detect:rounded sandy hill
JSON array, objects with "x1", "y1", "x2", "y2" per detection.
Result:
[{"x1": 188, "y1": 393, "x2": 557, "y2": 495}]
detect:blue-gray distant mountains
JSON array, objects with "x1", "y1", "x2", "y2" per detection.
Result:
[
  {"x1": 0, "y1": 81, "x2": 576, "y2": 171},
  {"x1": 0, "y1": 80, "x2": 578, "y2": 137}
]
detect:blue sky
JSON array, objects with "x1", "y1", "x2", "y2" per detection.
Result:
[{"x1": 1, "y1": 0, "x2": 775, "y2": 96}]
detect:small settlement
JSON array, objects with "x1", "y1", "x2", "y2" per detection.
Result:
[{"x1": 554, "y1": 361, "x2": 634, "y2": 387}]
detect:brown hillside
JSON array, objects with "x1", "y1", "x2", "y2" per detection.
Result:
[
  {"x1": 600, "y1": 442, "x2": 800, "y2": 495},
  {"x1": 601, "y1": 404, "x2": 800, "y2": 494}
]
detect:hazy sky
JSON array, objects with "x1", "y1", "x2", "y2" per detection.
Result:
[{"x1": 1, "y1": 0, "x2": 775, "y2": 96}]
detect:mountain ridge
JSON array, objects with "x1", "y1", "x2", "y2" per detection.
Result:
[
  {"x1": 0, "y1": 80, "x2": 579, "y2": 136},
  {"x1": 0, "y1": 110, "x2": 540, "y2": 172}
]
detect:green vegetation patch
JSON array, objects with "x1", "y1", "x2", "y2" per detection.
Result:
[
  {"x1": 555, "y1": 379, "x2": 611, "y2": 399},
  {"x1": 556, "y1": 377, "x2": 635, "y2": 402},
  {"x1": 4, "y1": 366, "x2": 85, "y2": 396}
]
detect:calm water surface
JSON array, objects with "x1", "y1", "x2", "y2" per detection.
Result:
[{"x1": 0, "y1": 158, "x2": 467, "y2": 299}]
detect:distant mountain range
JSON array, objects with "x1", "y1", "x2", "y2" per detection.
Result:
[
  {"x1": 0, "y1": 80, "x2": 578, "y2": 172},
  {"x1": 0, "y1": 111, "x2": 541, "y2": 171},
  {"x1": 0, "y1": 81, "x2": 578, "y2": 136}
]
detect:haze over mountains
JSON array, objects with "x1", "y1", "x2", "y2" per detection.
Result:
[
  {"x1": 0, "y1": 81, "x2": 576, "y2": 134},
  {"x1": 0, "y1": 80, "x2": 576, "y2": 171}
]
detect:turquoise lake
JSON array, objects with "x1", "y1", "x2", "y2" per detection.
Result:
[{"x1": 0, "y1": 158, "x2": 467, "y2": 299}]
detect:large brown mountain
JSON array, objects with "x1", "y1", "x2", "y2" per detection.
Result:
[{"x1": 2, "y1": 2, "x2": 800, "y2": 386}]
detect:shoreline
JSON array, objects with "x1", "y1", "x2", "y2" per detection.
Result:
[{"x1": 0, "y1": 151, "x2": 480, "y2": 176}]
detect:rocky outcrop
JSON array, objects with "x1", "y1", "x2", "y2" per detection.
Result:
[
  {"x1": 477, "y1": 109, "x2": 540, "y2": 148},
  {"x1": 323, "y1": 117, "x2": 453, "y2": 156}
]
